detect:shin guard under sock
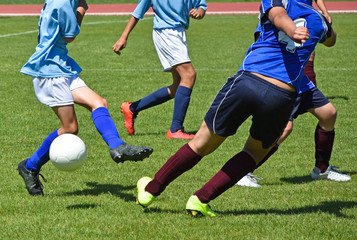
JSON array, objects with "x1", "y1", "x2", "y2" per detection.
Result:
[
  {"x1": 315, "y1": 124, "x2": 334, "y2": 172},
  {"x1": 304, "y1": 60, "x2": 316, "y2": 86},
  {"x1": 92, "y1": 107, "x2": 124, "y2": 149},
  {"x1": 26, "y1": 130, "x2": 59, "y2": 171},
  {"x1": 195, "y1": 151, "x2": 256, "y2": 203},
  {"x1": 170, "y1": 86, "x2": 192, "y2": 132},
  {"x1": 130, "y1": 87, "x2": 171, "y2": 113},
  {"x1": 146, "y1": 144, "x2": 202, "y2": 196}
]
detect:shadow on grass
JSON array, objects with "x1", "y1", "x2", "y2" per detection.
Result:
[
  {"x1": 124, "y1": 201, "x2": 356, "y2": 218},
  {"x1": 219, "y1": 200, "x2": 356, "y2": 218},
  {"x1": 327, "y1": 96, "x2": 349, "y2": 101},
  {"x1": 66, "y1": 203, "x2": 102, "y2": 210},
  {"x1": 64, "y1": 182, "x2": 136, "y2": 201},
  {"x1": 134, "y1": 129, "x2": 197, "y2": 137},
  {"x1": 280, "y1": 170, "x2": 356, "y2": 184}
]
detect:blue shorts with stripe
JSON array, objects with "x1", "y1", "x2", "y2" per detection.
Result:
[
  {"x1": 290, "y1": 86, "x2": 330, "y2": 120},
  {"x1": 204, "y1": 71, "x2": 297, "y2": 149}
]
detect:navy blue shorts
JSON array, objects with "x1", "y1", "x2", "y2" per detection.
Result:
[
  {"x1": 290, "y1": 87, "x2": 330, "y2": 120},
  {"x1": 205, "y1": 71, "x2": 297, "y2": 148}
]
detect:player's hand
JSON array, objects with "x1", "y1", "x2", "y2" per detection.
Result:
[
  {"x1": 112, "y1": 38, "x2": 127, "y2": 55},
  {"x1": 78, "y1": 0, "x2": 88, "y2": 11},
  {"x1": 292, "y1": 26, "x2": 310, "y2": 44},
  {"x1": 189, "y1": 8, "x2": 205, "y2": 19},
  {"x1": 325, "y1": 14, "x2": 332, "y2": 24}
]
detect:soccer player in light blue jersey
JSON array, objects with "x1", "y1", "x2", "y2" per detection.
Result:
[
  {"x1": 113, "y1": 0, "x2": 207, "y2": 139},
  {"x1": 18, "y1": 0, "x2": 153, "y2": 196},
  {"x1": 134, "y1": 0, "x2": 339, "y2": 216}
]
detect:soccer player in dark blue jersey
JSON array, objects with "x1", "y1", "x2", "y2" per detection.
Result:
[
  {"x1": 134, "y1": 0, "x2": 338, "y2": 216},
  {"x1": 236, "y1": 0, "x2": 349, "y2": 188}
]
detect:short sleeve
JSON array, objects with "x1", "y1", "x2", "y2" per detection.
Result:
[
  {"x1": 319, "y1": 16, "x2": 332, "y2": 43},
  {"x1": 58, "y1": 3, "x2": 80, "y2": 38},
  {"x1": 194, "y1": 0, "x2": 207, "y2": 11},
  {"x1": 260, "y1": 0, "x2": 286, "y2": 22},
  {"x1": 132, "y1": 0, "x2": 152, "y2": 19}
]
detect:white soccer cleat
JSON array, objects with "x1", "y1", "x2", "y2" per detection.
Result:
[
  {"x1": 235, "y1": 172, "x2": 262, "y2": 188},
  {"x1": 311, "y1": 166, "x2": 351, "y2": 182}
]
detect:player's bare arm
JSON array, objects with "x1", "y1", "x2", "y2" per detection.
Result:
[
  {"x1": 268, "y1": 6, "x2": 310, "y2": 44},
  {"x1": 315, "y1": 0, "x2": 332, "y2": 22},
  {"x1": 189, "y1": 8, "x2": 206, "y2": 20},
  {"x1": 113, "y1": 16, "x2": 140, "y2": 55}
]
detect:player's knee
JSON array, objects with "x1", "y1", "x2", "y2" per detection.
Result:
[
  {"x1": 62, "y1": 124, "x2": 79, "y2": 135},
  {"x1": 168, "y1": 85, "x2": 178, "y2": 97},
  {"x1": 91, "y1": 97, "x2": 108, "y2": 110}
]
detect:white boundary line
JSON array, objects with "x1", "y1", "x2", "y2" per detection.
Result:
[
  {"x1": 0, "y1": 18, "x2": 152, "y2": 38},
  {"x1": 1, "y1": 10, "x2": 356, "y2": 17}
]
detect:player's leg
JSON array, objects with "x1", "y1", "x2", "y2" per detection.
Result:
[
  {"x1": 121, "y1": 71, "x2": 181, "y2": 135},
  {"x1": 304, "y1": 51, "x2": 316, "y2": 85},
  {"x1": 18, "y1": 77, "x2": 78, "y2": 195},
  {"x1": 136, "y1": 120, "x2": 226, "y2": 208},
  {"x1": 190, "y1": 73, "x2": 296, "y2": 214},
  {"x1": 308, "y1": 102, "x2": 350, "y2": 181},
  {"x1": 236, "y1": 108, "x2": 295, "y2": 187},
  {"x1": 188, "y1": 135, "x2": 269, "y2": 216},
  {"x1": 122, "y1": 85, "x2": 173, "y2": 135},
  {"x1": 72, "y1": 83, "x2": 153, "y2": 163},
  {"x1": 23, "y1": 104, "x2": 79, "y2": 172},
  {"x1": 167, "y1": 62, "x2": 196, "y2": 139}
]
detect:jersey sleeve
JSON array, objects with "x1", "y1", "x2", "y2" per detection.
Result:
[
  {"x1": 132, "y1": 0, "x2": 152, "y2": 19},
  {"x1": 318, "y1": 16, "x2": 333, "y2": 43},
  {"x1": 259, "y1": 0, "x2": 286, "y2": 22},
  {"x1": 58, "y1": 3, "x2": 80, "y2": 38},
  {"x1": 194, "y1": 0, "x2": 208, "y2": 11}
]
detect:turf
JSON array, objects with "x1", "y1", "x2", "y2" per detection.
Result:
[
  {"x1": 0, "y1": 13, "x2": 356, "y2": 239},
  {"x1": 0, "y1": 0, "x2": 351, "y2": 5}
]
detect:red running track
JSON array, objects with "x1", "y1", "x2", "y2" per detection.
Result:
[{"x1": 0, "y1": 2, "x2": 356, "y2": 16}]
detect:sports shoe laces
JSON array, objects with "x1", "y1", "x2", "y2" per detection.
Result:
[
  {"x1": 247, "y1": 173, "x2": 263, "y2": 182},
  {"x1": 328, "y1": 166, "x2": 343, "y2": 174},
  {"x1": 32, "y1": 171, "x2": 47, "y2": 187}
]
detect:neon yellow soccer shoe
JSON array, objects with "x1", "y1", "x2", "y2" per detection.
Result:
[
  {"x1": 185, "y1": 195, "x2": 218, "y2": 217},
  {"x1": 136, "y1": 177, "x2": 155, "y2": 208}
]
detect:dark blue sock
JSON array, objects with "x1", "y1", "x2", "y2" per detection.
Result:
[
  {"x1": 170, "y1": 86, "x2": 192, "y2": 133},
  {"x1": 92, "y1": 107, "x2": 124, "y2": 149},
  {"x1": 26, "y1": 130, "x2": 59, "y2": 171},
  {"x1": 130, "y1": 87, "x2": 171, "y2": 113}
]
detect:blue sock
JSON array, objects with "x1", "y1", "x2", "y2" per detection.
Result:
[
  {"x1": 26, "y1": 130, "x2": 59, "y2": 171},
  {"x1": 170, "y1": 86, "x2": 192, "y2": 133},
  {"x1": 130, "y1": 87, "x2": 171, "y2": 113},
  {"x1": 92, "y1": 107, "x2": 124, "y2": 149}
]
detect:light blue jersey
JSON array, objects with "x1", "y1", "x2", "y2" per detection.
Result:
[
  {"x1": 239, "y1": 0, "x2": 331, "y2": 94},
  {"x1": 133, "y1": 0, "x2": 207, "y2": 29},
  {"x1": 21, "y1": 0, "x2": 81, "y2": 78}
]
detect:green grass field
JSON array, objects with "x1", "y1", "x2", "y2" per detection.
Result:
[
  {"x1": 0, "y1": 13, "x2": 356, "y2": 239},
  {"x1": 0, "y1": 0, "x2": 350, "y2": 4}
]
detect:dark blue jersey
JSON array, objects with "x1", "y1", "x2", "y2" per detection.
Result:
[{"x1": 239, "y1": 0, "x2": 331, "y2": 94}]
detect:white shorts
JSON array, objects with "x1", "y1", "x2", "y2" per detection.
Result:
[
  {"x1": 33, "y1": 75, "x2": 87, "y2": 107},
  {"x1": 152, "y1": 27, "x2": 191, "y2": 72}
]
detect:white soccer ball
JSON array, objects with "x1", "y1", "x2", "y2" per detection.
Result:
[{"x1": 49, "y1": 134, "x2": 87, "y2": 172}]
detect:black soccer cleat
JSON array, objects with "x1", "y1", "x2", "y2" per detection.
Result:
[
  {"x1": 109, "y1": 143, "x2": 153, "y2": 163},
  {"x1": 17, "y1": 159, "x2": 46, "y2": 196}
]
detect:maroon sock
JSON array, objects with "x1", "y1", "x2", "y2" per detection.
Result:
[
  {"x1": 304, "y1": 60, "x2": 316, "y2": 86},
  {"x1": 315, "y1": 125, "x2": 335, "y2": 172},
  {"x1": 146, "y1": 143, "x2": 202, "y2": 196},
  {"x1": 194, "y1": 151, "x2": 256, "y2": 203},
  {"x1": 255, "y1": 144, "x2": 279, "y2": 169}
]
